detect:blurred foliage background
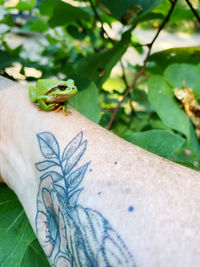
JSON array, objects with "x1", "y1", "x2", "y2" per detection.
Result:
[{"x1": 0, "y1": 0, "x2": 200, "y2": 265}]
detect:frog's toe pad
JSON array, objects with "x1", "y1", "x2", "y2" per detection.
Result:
[{"x1": 64, "y1": 110, "x2": 71, "y2": 116}]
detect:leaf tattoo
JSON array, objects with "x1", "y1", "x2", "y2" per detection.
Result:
[
  {"x1": 37, "y1": 132, "x2": 60, "y2": 159},
  {"x1": 35, "y1": 131, "x2": 136, "y2": 266}
]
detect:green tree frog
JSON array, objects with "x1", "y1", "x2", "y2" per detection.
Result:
[{"x1": 29, "y1": 79, "x2": 78, "y2": 112}]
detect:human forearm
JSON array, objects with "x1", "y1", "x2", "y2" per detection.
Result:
[
  {"x1": 0, "y1": 76, "x2": 138, "y2": 265},
  {"x1": 1, "y1": 76, "x2": 200, "y2": 266}
]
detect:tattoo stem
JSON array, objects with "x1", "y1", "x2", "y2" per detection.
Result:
[
  {"x1": 185, "y1": 0, "x2": 200, "y2": 24},
  {"x1": 107, "y1": 0, "x2": 178, "y2": 130}
]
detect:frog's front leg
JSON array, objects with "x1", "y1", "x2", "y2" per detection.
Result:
[
  {"x1": 63, "y1": 101, "x2": 71, "y2": 115},
  {"x1": 55, "y1": 102, "x2": 70, "y2": 114},
  {"x1": 29, "y1": 85, "x2": 37, "y2": 103},
  {"x1": 37, "y1": 96, "x2": 57, "y2": 111},
  {"x1": 63, "y1": 101, "x2": 68, "y2": 112}
]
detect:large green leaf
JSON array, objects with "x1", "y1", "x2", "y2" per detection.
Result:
[
  {"x1": 0, "y1": 184, "x2": 49, "y2": 266},
  {"x1": 21, "y1": 239, "x2": 49, "y2": 266},
  {"x1": 49, "y1": 1, "x2": 90, "y2": 27},
  {"x1": 0, "y1": 13, "x2": 13, "y2": 27},
  {"x1": 75, "y1": 30, "x2": 131, "y2": 87},
  {"x1": 168, "y1": 7, "x2": 194, "y2": 24},
  {"x1": 99, "y1": 0, "x2": 163, "y2": 23},
  {"x1": 15, "y1": 0, "x2": 36, "y2": 11},
  {"x1": 154, "y1": 1, "x2": 197, "y2": 23},
  {"x1": 148, "y1": 75, "x2": 200, "y2": 157},
  {"x1": 2, "y1": 41, "x2": 22, "y2": 58},
  {"x1": 147, "y1": 47, "x2": 200, "y2": 75},
  {"x1": 0, "y1": 50, "x2": 12, "y2": 70},
  {"x1": 0, "y1": 184, "x2": 34, "y2": 266},
  {"x1": 164, "y1": 63, "x2": 200, "y2": 98},
  {"x1": 133, "y1": 11, "x2": 164, "y2": 24},
  {"x1": 22, "y1": 18, "x2": 49, "y2": 33},
  {"x1": 123, "y1": 129, "x2": 185, "y2": 157},
  {"x1": 39, "y1": 0, "x2": 56, "y2": 17},
  {"x1": 153, "y1": 0, "x2": 170, "y2": 15},
  {"x1": 69, "y1": 77, "x2": 101, "y2": 123}
]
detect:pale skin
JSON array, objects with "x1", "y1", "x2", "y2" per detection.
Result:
[{"x1": 0, "y1": 75, "x2": 200, "y2": 266}]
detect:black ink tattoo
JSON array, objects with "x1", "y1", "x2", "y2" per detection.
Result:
[{"x1": 35, "y1": 131, "x2": 135, "y2": 266}]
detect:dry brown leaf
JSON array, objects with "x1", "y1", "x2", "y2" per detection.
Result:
[{"x1": 174, "y1": 82, "x2": 200, "y2": 139}]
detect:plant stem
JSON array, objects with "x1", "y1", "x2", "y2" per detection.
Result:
[
  {"x1": 185, "y1": 0, "x2": 200, "y2": 24},
  {"x1": 107, "y1": 0, "x2": 178, "y2": 130},
  {"x1": 88, "y1": 0, "x2": 112, "y2": 41},
  {"x1": 88, "y1": 0, "x2": 133, "y2": 114}
]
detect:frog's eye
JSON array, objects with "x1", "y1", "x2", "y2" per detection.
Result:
[
  {"x1": 45, "y1": 85, "x2": 68, "y2": 95},
  {"x1": 58, "y1": 85, "x2": 68, "y2": 91}
]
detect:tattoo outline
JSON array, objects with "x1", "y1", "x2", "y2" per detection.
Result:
[{"x1": 35, "y1": 131, "x2": 135, "y2": 266}]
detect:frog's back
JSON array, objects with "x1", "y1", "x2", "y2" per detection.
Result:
[{"x1": 36, "y1": 79, "x2": 61, "y2": 95}]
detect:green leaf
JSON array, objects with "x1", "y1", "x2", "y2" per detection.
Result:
[
  {"x1": 21, "y1": 239, "x2": 50, "y2": 266},
  {"x1": 99, "y1": 0, "x2": 163, "y2": 23},
  {"x1": 133, "y1": 11, "x2": 164, "y2": 23},
  {"x1": 67, "y1": 25, "x2": 86, "y2": 40},
  {"x1": 0, "y1": 184, "x2": 35, "y2": 267},
  {"x1": 0, "y1": 50, "x2": 12, "y2": 69},
  {"x1": 153, "y1": 0, "x2": 170, "y2": 15},
  {"x1": 123, "y1": 129, "x2": 185, "y2": 157},
  {"x1": 131, "y1": 88, "x2": 152, "y2": 111},
  {"x1": 68, "y1": 77, "x2": 101, "y2": 123},
  {"x1": 22, "y1": 18, "x2": 49, "y2": 33},
  {"x1": 39, "y1": 0, "x2": 57, "y2": 17},
  {"x1": 168, "y1": 7, "x2": 194, "y2": 24},
  {"x1": 152, "y1": 0, "x2": 196, "y2": 24},
  {"x1": 147, "y1": 47, "x2": 200, "y2": 75},
  {"x1": 2, "y1": 41, "x2": 22, "y2": 58},
  {"x1": 130, "y1": 33, "x2": 144, "y2": 54},
  {"x1": 75, "y1": 30, "x2": 131, "y2": 87},
  {"x1": 15, "y1": 0, "x2": 36, "y2": 11},
  {"x1": 148, "y1": 75, "x2": 200, "y2": 157},
  {"x1": 49, "y1": 1, "x2": 90, "y2": 27},
  {"x1": 0, "y1": 14, "x2": 13, "y2": 27},
  {"x1": 164, "y1": 63, "x2": 200, "y2": 97}
]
